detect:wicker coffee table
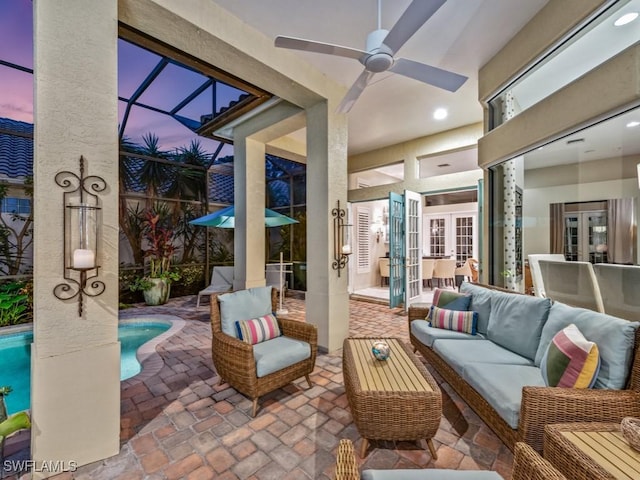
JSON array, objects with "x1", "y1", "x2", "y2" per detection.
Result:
[
  {"x1": 342, "y1": 337, "x2": 442, "y2": 458},
  {"x1": 544, "y1": 422, "x2": 640, "y2": 480}
]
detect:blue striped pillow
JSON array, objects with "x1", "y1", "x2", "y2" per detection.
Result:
[{"x1": 235, "y1": 313, "x2": 281, "y2": 345}]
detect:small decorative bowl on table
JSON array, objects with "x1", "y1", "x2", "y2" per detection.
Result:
[
  {"x1": 621, "y1": 416, "x2": 640, "y2": 451},
  {"x1": 371, "y1": 340, "x2": 391, "y2": 361}
]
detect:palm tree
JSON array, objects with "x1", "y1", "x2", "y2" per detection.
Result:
[
  {"x1": 119, "y1": 136, "x2": 145, "y2": 265},
  {"x1": 138, "y1": 133, "x2": 172, "y2": 209},
  {"x1": 168, "y1": 140, "x2": 210, "y2": 264}
]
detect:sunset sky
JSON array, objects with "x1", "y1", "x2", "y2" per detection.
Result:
[{"x1": 0, "y1": 0, "x2": 235, "y2": 156}]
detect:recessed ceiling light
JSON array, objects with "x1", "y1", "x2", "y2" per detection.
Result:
[
  {"x1": 433, "y1": 108, "x2": 447, "y2": 120},
  {"x1": 626, "y1": 121, "x2": 640, "y2": 128},
  {"x1": 614, "y1": 12, "x2": 638, "y2": 26}
]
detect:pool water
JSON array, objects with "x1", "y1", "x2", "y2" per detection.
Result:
[{"x1": 0, "y1": 322, "x2": 169, "y2": 415}]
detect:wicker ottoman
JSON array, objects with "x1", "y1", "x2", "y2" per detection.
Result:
[{"x1": 342, "y1": 337, "x2": 442, "y2": 458}]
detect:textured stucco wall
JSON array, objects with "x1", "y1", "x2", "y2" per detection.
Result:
[{"x1": 32, "y1": 0, "x2": 120, "y2": 474}]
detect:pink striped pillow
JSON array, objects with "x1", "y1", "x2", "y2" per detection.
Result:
[
  {"x1": 428, "y1": 305, "x2": 478, "y2": 335},
  {"x1": 235, "y1": 313, "x2": 281, "y2": 345}
]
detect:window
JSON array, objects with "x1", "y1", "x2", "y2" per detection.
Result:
[{"x1": 1, "y1": 197, "x2": 30, "y2": 215}]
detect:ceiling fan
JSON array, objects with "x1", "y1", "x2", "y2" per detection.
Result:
[{"x1": 274, "y1": 0, "x2": 468, "y2": 113}]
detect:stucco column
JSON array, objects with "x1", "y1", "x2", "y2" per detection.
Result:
[
  {"x1": 306, "y1": 101, "x2": 349, "y2": 351},
  {"x1": 32, "y1": 0, "x2": 120, "y2": 475},
  {"x1": 232, "y1": 135, "x2": 266, "y2": 289}
]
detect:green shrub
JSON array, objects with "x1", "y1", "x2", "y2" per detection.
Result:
[{"x1": 0, "y1": 280, "x2": 32, "y2": 327}]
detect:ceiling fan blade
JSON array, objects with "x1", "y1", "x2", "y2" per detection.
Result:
[
  {"x1": 383, "y1": 0, "x2": 446, "y2": 53},
  {"x1": 390, "y1": 58, "x2": 467, "y2": 92},
  {"x1": 275, "y1": 35, "x2": 366, "y2": 60},
  {"x1": 337, "y1": 70, "x2": 376, "y2": 114}
]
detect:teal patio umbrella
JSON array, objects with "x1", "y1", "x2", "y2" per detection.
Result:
[{"x1": 189, "y1": 205, "x2": 298, "y2": 228}]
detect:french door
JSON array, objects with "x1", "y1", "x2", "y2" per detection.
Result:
[
  {"x1": 388, "y1": 190, "x2": 422, "y2": 309},
  {"x1": 564, "y1": 211, "x2": 607, "y2": 263},
  {"x1": 424, "y1": 213, "x2": 477, "y2": 266}
]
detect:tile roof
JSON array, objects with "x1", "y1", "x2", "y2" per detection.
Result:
[{"x1": 0, "y1": 117, "x2": 33, "y2": 179}]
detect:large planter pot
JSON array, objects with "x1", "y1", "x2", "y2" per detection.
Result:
[{"x1": 143, "y1": 278, "x2": 171, "y2": 306}]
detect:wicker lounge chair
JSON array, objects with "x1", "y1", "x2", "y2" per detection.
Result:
[
  {"x1": 334, "y1": 439, "x2": 567, "y2": 480},
  {"x1": 210, "y1": 287, "x2": 317, "y2": 416}
]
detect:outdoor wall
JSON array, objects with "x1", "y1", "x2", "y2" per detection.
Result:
[
  {"x1": 349, "y1": 170, "x2": 399, "y2": 190},
  {"x1": 32, "y1": 0, "x2": 120, "y2": 475}
]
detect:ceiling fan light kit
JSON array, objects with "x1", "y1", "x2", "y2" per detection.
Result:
[{"x1": 274, "y1": 0, "x2": 468, "y2": 113}]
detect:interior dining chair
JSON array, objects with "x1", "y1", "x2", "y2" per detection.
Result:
[
  {"x1": 379, "y1": 258, "x2": 390, "y2": 286},
  {"x1": 455, "y1": 258, "x2": 479, "y2": 286},
  {"x1": 210, "y1": 286, "x2": 317, "y2": 416},
  {"x1": 432, "y1": 258, "x2": 457, "y2": 288},
  {"x1": 422, "y1": 258, "x2": 435, "y2": 289}
]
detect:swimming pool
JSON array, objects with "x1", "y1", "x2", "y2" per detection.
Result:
[{"x1": 0, "y1": 321, "x2": 171, "y2": 415}]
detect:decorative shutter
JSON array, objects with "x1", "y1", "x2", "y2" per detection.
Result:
[{"x1": 356, "y1": 207, "x2": 370, "y2": 273}]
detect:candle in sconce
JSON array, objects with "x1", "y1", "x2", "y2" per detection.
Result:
[
  {"x1": 73, "y1": 249, "x2": 95, "y2": 269},
  {"x1": 341, "y1": 244, "x2": 352, "y2": 255}
]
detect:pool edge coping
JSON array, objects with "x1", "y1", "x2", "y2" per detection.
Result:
[{"x1": 119, "y1": 314, "x2": 186, "y2": 389}]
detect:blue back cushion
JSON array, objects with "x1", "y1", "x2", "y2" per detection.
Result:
[
  {"x1": 218, "y1": 286, "x2": 273, "y2": 338},
  {"x1": 486, "y1": 291, "x2": 551, "y2": 361},
  {"x1": 459, "y1": 282, "x2": 493, "y2": 335}
]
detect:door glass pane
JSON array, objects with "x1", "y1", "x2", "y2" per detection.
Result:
[
  {"x1": 429, "y1": 219, "x2": 445, "y2": 256},
  {"x1": 564, "y1": 216, "x2": 579, "y2": 261},
  {"x1": 455, "y1": 216, "x2": 473, "y2": 267},
  {"x1": 588, "y1": 214, "x2": 607, "y2": 264}
]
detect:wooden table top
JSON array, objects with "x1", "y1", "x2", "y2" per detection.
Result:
[
  {"x1": 559, "y1": 430, "x2": 640, "y2": 480},
  {"x1": 344, "y1": 338, "x2": 433, "y2": 393},
  {"x1": 546, "y1": 423, "x2": 640, "y2": 480}
]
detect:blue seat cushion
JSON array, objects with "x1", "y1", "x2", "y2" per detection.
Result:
[
  {"x1": 411, "y1": 319, "x2": 482, "y2": 348},
  {"x1": 362, "y1": 469, "x2": 503, "y2": 480},
  {"x1": 463, "y1": 363, "x2": 545, "y2": 429},
  {"x1": 486, "y1": 291, "x2": 551, "y2": 361},
  {"x1": 253, "y1": 336, "x2": 311, "y2": 378},
  {"x1": 535, "y1": 302, "x2": 640, "y2": 389},
  {"x1": 433, "y1": 339, "x2": 533, "y2": 377},
  {"x1": 218, "y1": 286, "x2": 273, "y2": 338},
  {"x1": 460, "y1": 282, "x2": 493, "y2": 335}
]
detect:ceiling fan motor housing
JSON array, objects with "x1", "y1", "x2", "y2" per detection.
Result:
[{"x1": 363, "y1": 29, "x2": 394, "y2": 72}]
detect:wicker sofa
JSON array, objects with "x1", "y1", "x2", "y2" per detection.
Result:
[{"x1": 408, "y1": 282, "x2": 640, "y2": 452}]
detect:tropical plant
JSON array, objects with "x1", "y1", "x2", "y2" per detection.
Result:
[
  {"x1": 141, "y1": 209, "x2": 178, "y2": 280},
  {"x1": 168, "y1": 140, "x2": 209, "y2": 202},
  {"x1": 0, "y1": 281, "x2": 31, "y2": 327},
  {"x1": 138, "y1": 133, "x2": 172, "y2": 208}
]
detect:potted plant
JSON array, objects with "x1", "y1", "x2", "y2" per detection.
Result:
[{"x1": 130, "y1": 210, "x2": 180, "y2": 305}]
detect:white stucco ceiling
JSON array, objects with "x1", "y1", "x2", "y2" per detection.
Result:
[{"x1": 212, "y1": 0, "x2": 550, "y2": 155}]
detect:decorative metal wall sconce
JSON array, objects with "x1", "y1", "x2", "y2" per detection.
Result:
[
  {"x1": 53, "y1": 156, "x2": 106, "y2": 316},
  {"x1": 332, "y1": 200, "x2": 352, "y2": 276}
]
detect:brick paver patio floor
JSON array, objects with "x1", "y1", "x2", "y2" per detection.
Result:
[{"x1": 5, "y1": 293, "x2": 513, "y2": 479}]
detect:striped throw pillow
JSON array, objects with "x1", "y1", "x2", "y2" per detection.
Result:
[
  {"x1": 541, "y1": 323, "x2": 600, "y2": 388},
  {"x1": 235, "y1": 313, "x2": 282, "y2": 345},
  {"x1": 428, "y1": 305, "x2": 477, "y2": 335}
]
